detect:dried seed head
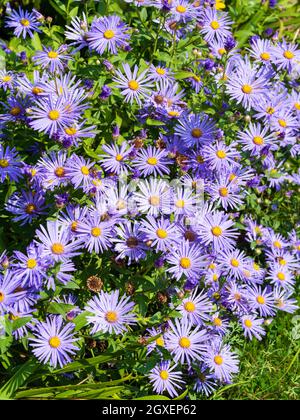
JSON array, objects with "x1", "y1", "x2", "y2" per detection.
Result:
[
  {"x1": 87, "y1": 275, "x2": 103, "y2": 293},
  {"x1": 157, "y1": 292, "x2": 168, "y2": 304}
]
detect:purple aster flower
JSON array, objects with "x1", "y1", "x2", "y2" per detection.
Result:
[
  {"x1": 65, "y1": 13, "x2": 89, "y2": 51},
  {"x1": 203, "y1": 341, "x2": 239, "y2": 382},
  {"x1": 224, "y1": 35, "x2": 236, "y2": 51},
  {"x1": 66, "y1": 154, "x2": 94, "y2": 190},
  {"x1": 226, "y1": 59, "x2": 269, "y2": 110},
  {"x1": 200, "y1": 8, "x2": 232, "y2": 43},
  {"x1": 0, "y1": 145, "x2": 22, "y2": 183},
  {"x1": 35, "y1": 221, "x2": 81, "y2": 262},
  {"x1": 247, "y1": 285, "x2": 276, "y2": 317},
  {"x1": 36, "y1": 151, "x2": 69, "y2": 190},
  {"x1": 5, "y1": 189, "x2": 47, "y2": 225},
  {"x1": 29, "y1": 316, "x2": 78, "y2": 368},
  {"x1": 149, "y1": 361, "x2": 184, "y2": 398},
  {"x1": 0, "y1": 70, "x2": 15, "y2": 91},
  {"x1": 166, "y1": 241, "x2": 205, "y2": 280},
  {"x1": 273, "y1": 287, "x2": 298, "y2": 313},
  {"x1": 140, "y1": 216, "x2": 178, "y2": 252},
  {"x1": 171, "y1": 0, "x2": 199, "y2": 22},
  {"x1": 217, "y1": 249, "x2": 247, "y2": 280},
  {"x1": 207, "y1": 176, "x2": 243, "y2": 210},
  {"x1": 99, "y1": 85, "x2": 112, "y2": 100},
  {"x1": 272, "y1": 40, "x2": 300, "y2": 72},
  {"x1": 193, "y1": 365, "x2": 218, "y2": 396},
  {"x1": 29, "y1": 96, "x2": 74, "y2": 136},
  {"x1": 58, "y1": 205, "x2": 88, "y2": 235},
  {"x1": 249, "y1": 38, "x2": 274, "y2": 64},
  {"x1": 76, "y1": 212, "x2": 113, "y2": 254},
  {"x1": 87, "y1": 15, "x2": 130, "y2": 55},
  {"x1": 197, "y1": 210, "x2": 238, "y2": 252},
  {"x1": 16, "y1": 70, "x2": 48, "y2": 98},
  {"x1": 146, "y1": 327, "x2": 166, "y2": 355},
  {"x1": 133, "y1": 179, "x2": 172, "y2": 216},
  {"x1": 85, "y1": 290, "x2": 136, "y2": 335},
  {"x1": 58, "y1": 121, "x2": 96, "y2": 147},
  {"x1": 148, "y1": 64, "x2": 174, "y2": 83},
  {"x1": 165, "y1": 318, "x2": 208, "y2": 364},
  {"x1": 203, "y1": 141, "x2": 240, "y2": 172},
  {"x1": 33, "y1": 45, "x2": 72, "y2": 73},
  {"x1": 237, "y1": 122, "x2": 274, "y2": 156},
  {"x1": 5, "y1": 7, "x2": 41, "y2": 39},
  {"x1": 240, "y1": 315, "x2": 266, "y2": 341},
  {"x1": 113, "y1": 221, "x2": 147, "y2": 264},
  {"x1": 210, "y1": 313, "x2": 230, "y2": 336},
  {"x1": 100, "y1": 142, "x2": 133, "y2": 175},
  {"x1": 176, "y1": 288, "x2": 213, "y2": 325},
  {"x1": 12, "y1": 244, "x2": 47, "y2": 289},
  {"x1": 267, "y1": 265, "x2": 294, "y2": 290},
  {"x1": 132, "y1": 146, "x2": 171, "y2": 177},
  {"x1": 0, "y1": 270, "x2": 25, "y2": 315},
  {"x1": 113, "y1": 63, "x2": 153, "y2": 106},
  {"x1": 175, "y1": 113, "x2": 216, "y2": 147}
]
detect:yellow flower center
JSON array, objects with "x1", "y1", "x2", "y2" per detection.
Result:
[
  {"x1": 210, "y1": 20, "x2": 220, "y2": 30},
  {"x1": 278, "y1": 258, "x2": 286, "y2": 266},
  {"x1": 48, "y1": 110, "x2": 60, "y2": 120},
  {"x1": 91, "y1": 227, "x2": 101, "y2": 237},
  {"x1": 179, "y1": 337, "x2": 191, "y2": 348},
  {"x1": 214, "y1": 355, "x2": 223, "y2": 365},
  {"x1": 213, "y1": 317, "x2": 222, "y2": 327},
  {"x1": 191, "y1": 128, "x2": 203, "y2": 138},
  {"x1": 71, "y1": 221, "x2": 78, "y2": 232},
  {"x1": 283, "y1": 50, "x2": 294, "y2": 60},
  {"x1": 0, "y1": 292, "x2": 5, "y2": 303},
  {"x1": 266, "y1": 106, "x2": 275, "y2": 115},
  {"x1": 2, "y1": 75, "x2": 12, "y2": 82},
  {"x1": 156, "y1": 337, "x2": 164, "y2": 347},
  {"x1": 48, "y1": 51, "x2": 58, "y2": 59},
  {"x1": 176, "y1": 5, "x2": 187, "y2": 13},
  {"x1": 103, "y1": 29, "x2": 115, "y2": 39},
  {"x1": 55, "y1": 167, "x2": 65, "y2": 177},
  {"x1": 278, "y1": 119, "x2": 287, "y2": 128},
  {"x1": 168, "y1": 110, "x2": 180, "y2": 117},
  {"x1": 51, "y1": 243, "x2": 65, "y2": 255},
  {"x1": 219, "y1": 187, "x2": 228, "y2": 197},
  {"x1": 256, "y1": 295, "x2": 265, "y2": 305},
  {"x1": 216, "y1": 150, "x2": 226, "y2": 159},
  {"x1": 253, "y1": 263, "x2": 260, "y2": 271},
  {"x1": 65, "y1": 127, "x2": 77, "y2": 136},
  {"x1": 273, "y1": 240, "x2": 282, "y2": 249},
  {"x1": 147, "y1": 157, "x2": 158, "y2": 165},
  {"x1": 49, "y1": 336, "x2": 61, "y2": 348},
  {"x1": 81, "y1": 166, "x2": 90, "y2": 176},
  {"x1": 244, "y1": 319, "x2": 252, "y2": 328},
  {"x1": 175, "y1": 199, "x2": 185, "y2": 208},
  {"x1": 156, "y1": 228, "x2": 168, "y2": 239},
  {"x1": 184, "y1": 301, "x2": 196, "y2": 313},
  {"x1": 25, "y1": 203, "x2": 36, "y2": 214},
  {"x1": 9, "y1": 313, "x2": 20, "y2": 321},
  {"x1": 149, "y1": 195, "x2": 160, "y2": 206},
  {"x1": 20, "y1": 18, "x2": 30, "y2": 26},
  {"x1": 230, "y1": 258, "x2": 239, "y2": 268},
  {"x1": 213, "y1": 273, "x2": 219, "y2": 281},
  {"x1": 241, "y1": 84, "x2": 253, "y2": 94},
  {"x1": 218, "y1": 48, "x2": 226, "y2": 55},
  {"x1": 215, "y1": 1, "x2": 226, "y2": 10},
  {"x1": 10, "y1": 106, "x2": 21, "y2": 116},
  {"x1": 294, "y1": 102, "x2": 300, "y2": 111},
  {"x1": 156, "y1": 67, "x2": 166, "y2": 75},
  {"x1": 128, "y1": 80, "x2": 139, "y2": 91},
  {"x1": 253, "y1": 136, "x2": 264, "y2": 145},
  {"x1": 277, "y1": 272, "x2": 285, "y2": 281},
  {"x1": 32, "y1": 86, "x2": 44, "y2": 95},
  {"x1": 115, "y1": 154, "x2": 123, "y2": 162},
  {"x1": 105, "y1": 311, "x2": 118, "y2": 323},
  {"x1": 209, "y1": 263, "x2": 216, "y2": 270},
  {"x1": 0, "y1": 159, "x2": 9, "y2": 168},
  {"x1": 27, "y1": 258, "x2": 37, "y2": 269},
  {"x1": 260, "y1": 52, "x2": 270, "y2": 61},
  {"x1": 160, "y1": 370, "x2": 169, "y2": 380},
  {"x1": 180, "y1": 257, "x2": 191, "y2": 269},
  {"x1": 211, "y1": 226, "x2": 222, "y2": 236}
]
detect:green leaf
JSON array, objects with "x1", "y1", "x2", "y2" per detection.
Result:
[
  {"x1": 47, "y1": 302, "x2": 75, "y2": 316},
  {"x1": 73, "y1": 311, "x2": 89, "y2": 331},
  {"x1": 0, "y1": 359, "x2": 38, "y2": 400},
  {"x1": 11, "y1": 317, "x2": 32, "y2": 331},
  {"x1": 174, "y1": 71, "x2": 195, "y2": 80},
  {"x1": 31, "y1": 32, "x2": 43, "y2": 52},
  {"x1": 173, "y1": 388, "x2": 188, "y2": 400},
  {"x1": 49, "y1": 0, "x2": 67, "y2": 18},
  {"x1": 136, "y1": 395, "x2": 170, "y2": 400},
  {"x1": 146, "y1": 118, "x2": 166, "y2": 127}
]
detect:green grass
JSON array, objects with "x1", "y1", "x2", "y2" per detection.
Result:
[{"x1": 211, "y1": 312, "x2": 300, "y2": 400}]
